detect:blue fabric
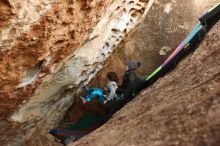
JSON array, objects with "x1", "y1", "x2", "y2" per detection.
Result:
[{"x1": 84, "y1": 87, "x2": 106, "y2": 102}]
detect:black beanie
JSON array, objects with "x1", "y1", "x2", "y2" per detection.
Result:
[{"x1": 127, "y1": 61, "x2": 141, "y2": 71}]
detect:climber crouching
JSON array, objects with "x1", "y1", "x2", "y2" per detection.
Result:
[
  {"x1": 105, "y1": 61, "x2": 147, "y2": 119},
  {"x1": 119, "y1": 61, "x2": 146, "y2": 104}
]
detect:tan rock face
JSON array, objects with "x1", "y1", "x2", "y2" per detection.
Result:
[
  {"x1": 70, "y1": 20, "x2": 220, "y2": 146},
  {"x1": 8, "y1": 0, "x2": 155, "y2": 123},
  {"x1": 0, "y1": 0, "x2": 113, "y2": 120}
]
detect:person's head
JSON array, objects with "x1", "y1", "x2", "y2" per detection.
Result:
[
  {"x1": 107, "y1": 72, "x2": 119, "y2": 83},
  {"x1": 127, "y1": 61, "x2": 142, "y2": 71}
]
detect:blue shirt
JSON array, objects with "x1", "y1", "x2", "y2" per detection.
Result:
[{"x1": 84, "y1": 87, "x2": 106, "y2": 103}]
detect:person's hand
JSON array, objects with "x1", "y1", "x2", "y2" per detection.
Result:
[
  {"x1": 80, "y1": 96, "x2": 87, "y2": 104},
  {"x1": 104, "y1": 100, "x2": 108, "y2": 104}
]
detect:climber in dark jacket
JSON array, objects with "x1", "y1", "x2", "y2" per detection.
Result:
[{"x1": 120, "y1": 61, "x2": 145, "y2": 102}]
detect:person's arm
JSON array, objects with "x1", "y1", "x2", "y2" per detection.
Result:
[
  {"x1": 121, "y1": 72, "x2": 128, "y2": 89},
  {"x1": 106, "y1": 84, "x2": 117, "y2": 101},
  {"x1": 121, "y1": 71, "x2": 137, "y2": 100},
  {"x1": 83, "y1": 85, "x2": 92, "y2": 94}
]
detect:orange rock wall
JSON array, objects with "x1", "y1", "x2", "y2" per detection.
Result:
[{"x1": 0, "y1": 0, "x2": 113, "y2": 120}]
